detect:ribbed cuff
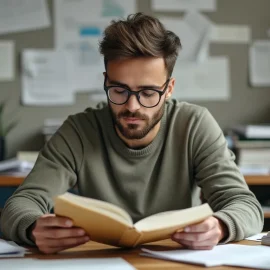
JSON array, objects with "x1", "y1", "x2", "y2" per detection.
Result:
[
  {"x1": 17, "y1": 212, "x2": 43, "y2": 246},
  {"x1": 213, "y1": 211, "x2": 236, "y2": 244}
]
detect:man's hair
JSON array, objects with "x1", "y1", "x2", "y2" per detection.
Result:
[{"x1": 99, "y1": 12, "x2": 181, "y2": 77}]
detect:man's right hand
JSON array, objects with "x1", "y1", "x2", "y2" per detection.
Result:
[{"x1": 31, "y1": 214, "x2": 90, "y2": 254}]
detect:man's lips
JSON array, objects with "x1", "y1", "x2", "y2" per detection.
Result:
[{"x1": 122, "y1": 117, "x2": 143, "y2": 123}]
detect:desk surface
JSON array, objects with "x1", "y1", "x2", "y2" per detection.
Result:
[
  {"x1": 21, "y1": 239, "x2": 259, "y2": 270},
  {"x1": 0, "y1": 175, "x2": 25, "y2": 186}
]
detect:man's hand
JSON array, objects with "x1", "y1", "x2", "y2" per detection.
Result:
[
  {"x1": 31, "y1": 214, "x2": 90, "y2": 254},
  {"x1": 172, "y1": 217, "x2": 228, "y2": 250}
]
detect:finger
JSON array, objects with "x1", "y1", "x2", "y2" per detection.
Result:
[
  {"x1": 184, "y1": 217, "x2": 216, "y2": 233},
  {"x1": 34, "y1": 227, "x2": 86, "y2": 239},
  {"x1": 36, "y1": 235, "x2": 90, "y2": 249},
  {"x1": 37, "y1": 215, "x2": 73, "y2": 228},
  {"x1": 172, "y1": 231, "x2": 212, "y2": 242}
]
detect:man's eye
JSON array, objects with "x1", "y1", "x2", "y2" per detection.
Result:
[
  {"x1": 141, "y1": 90, "x2": 156, "y2": 97},
  {"x1": 112, "y1": 87, "x2": 126, "y2": 94}
]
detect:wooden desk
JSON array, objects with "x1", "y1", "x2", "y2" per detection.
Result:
[
  {"x1": 0, "y1": 175, "x2": 25, "y2": 186},
  {"x1": 1, "y1": 175, "x2": 269, "y2": 187},
  {"x1": 19, "y1": 239, "x2": 260, "y2": 270}
]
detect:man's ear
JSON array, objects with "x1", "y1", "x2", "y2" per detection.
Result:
[{"x1": 165, "y1": 78, "x2": 175, "y2": 99}]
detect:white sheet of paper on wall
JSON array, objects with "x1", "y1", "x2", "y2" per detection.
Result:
[
  {"x1": 249, "y1": 40, "x2": 270, "y2": 87},
  {"x1": 0, "y1": 40, "x2": 14, "y2": 81},
  {"x1": 152, "y1": 0, "x2": 216, "y2": 12},
  {"x1": 211, "y1": 24, "x2": 251, "y2": 43},
  {"x1": 172, "y1": 57, "x2": 230, "y2": 101},
  {"x1": 160, "y1": 12, "x2": 212, "y2": 63},
  {"x1": 21, "y1": 50, "x2": 75, "y2": 106},
  {"x1": 54, "y1": 0, "x2": 136, "y2": 92},
  {"x1": 0, "y1": 0, "x2": 50, "y2": 35}
]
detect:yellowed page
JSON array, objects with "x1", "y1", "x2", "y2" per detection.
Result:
[
  {"x1": 54, "y1": 193, "x2": 133, "y2": 247},
  {"x1": 134, "y1": 204, "x2": 213, "y2": 245}
]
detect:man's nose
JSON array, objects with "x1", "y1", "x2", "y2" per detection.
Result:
[{"x1": 125, "y1": 94, "x2": 141, "y2": 112}]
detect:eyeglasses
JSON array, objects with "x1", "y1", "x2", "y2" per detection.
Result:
[{"x1": 103, "y1": 75, "x2": 170, "y2": 108}]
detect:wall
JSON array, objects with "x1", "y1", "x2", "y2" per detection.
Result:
[{"x1": 0, "y1": 0, "x2": 270, "y2": 158}]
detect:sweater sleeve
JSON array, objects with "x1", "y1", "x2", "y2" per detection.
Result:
[
  {"x1": 0, "y1": 116, "x2": 83, "y2": 245},
  {"x1": 191, "y1": 109, "x2": 264, "y2": 242}
]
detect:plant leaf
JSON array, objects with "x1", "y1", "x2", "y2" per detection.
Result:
[
  {"x1": 0, "y1": 102, "x2": 4, "y2": 115},
  {"x1": 3, "y1": 120, "x2": 18, "y2": 136}
]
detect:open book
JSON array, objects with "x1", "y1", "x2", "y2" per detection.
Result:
[{"x1": 54, "y1": 192, "x2": 213, "y2": 248}]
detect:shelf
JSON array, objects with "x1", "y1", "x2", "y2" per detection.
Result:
[{"x1": 244, "y1": 175, "x2": 270, "y2": 185}]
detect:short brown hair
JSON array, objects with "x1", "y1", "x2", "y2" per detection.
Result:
[{"x1": 99, "y1": 12, "x2": 181, "y2": 77}]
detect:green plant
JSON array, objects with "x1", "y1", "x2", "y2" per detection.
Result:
[{"x1": 0, "y1": 100, "x2": 18, "y2": 138}]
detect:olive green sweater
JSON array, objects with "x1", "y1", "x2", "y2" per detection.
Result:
[{"x1": 1, "y1": 100, "x2": 263, "y2": 245}]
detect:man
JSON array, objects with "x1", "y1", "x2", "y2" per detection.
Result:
[{"x1": 1, "y1": 13, "x2": 263, "y2": 254}]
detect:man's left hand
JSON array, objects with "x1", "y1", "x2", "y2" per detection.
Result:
[{"x1": 171, "y1": 216, "x2": 228, "y2": 250}]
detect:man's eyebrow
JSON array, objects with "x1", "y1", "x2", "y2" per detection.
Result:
[{"x1": 108, "y1": 79, "x2": 163, "y2": 89}]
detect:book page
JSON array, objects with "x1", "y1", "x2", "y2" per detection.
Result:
[
  {"x1": 58, "y1": 193, "x2": 133, "y2": 226},
  {"x1": 134, "y1": 204, "x2": 213, "y2": 232}
]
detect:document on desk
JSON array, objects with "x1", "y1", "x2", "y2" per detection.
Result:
[
  {"x1": 249, "y1": 40, "x2": 270, "y2": 87},
  {"x1": 245, "y1": 232, "x2": 267, "y2": 241},
  {"x1": 21, "y1": 49, "x2": 75, "y2": 106},
  {"x1": 0, "y1": 40, "x2": 14, "y2": 81},
  {"x1": 152, "y1": 0, "x2": 216, "y2": 12},
  {"x1": 0, "y1": 0, "x2": 50, "y2": 35},
  {"x1": 0, "y1": 258, "x2": 136, "y2": 269},
  {"x1": 54, "y1": 0, "x2": 136, "y2": 92},
  {"x1": 141, "y1": 244, "x2": 270, "y2": 269},
  {"x1": 0, "y1": 239, "x2": 25, "y2": 258}
]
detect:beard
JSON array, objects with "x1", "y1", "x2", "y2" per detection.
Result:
[{"x1": 109, "y1": 102, "x2": 165, "y2": 140}]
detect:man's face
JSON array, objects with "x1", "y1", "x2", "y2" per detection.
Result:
[{"x1": 105, "y1": 57, "x2": 174, "y2": 140}]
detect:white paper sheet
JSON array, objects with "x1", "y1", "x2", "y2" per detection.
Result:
[
  {"x1": 0, "y1": 40, "x2": 14, "y2": 81},
  {"x1": 21, "y1": 50, "x2": 75, "y2": 106},
  {"x1": 0, "y1": 0, "x2": 50, "y2": 35},
  {"x1": 152, "y1": 0, "x2": 216, "y2": 12},
  {"x1": 0, "y1": 239, "x2": 25, "y2": 258},
  {"x1": 172, "y1": 57, "x2": 230, "y2": 101},
  {"x1": 160, "y1": 12, "x2": 212, "y2": 62},
  {"x1": 54, "y1": 0, "x2": 136, "y2": 92},
  {"x1": 141, "y1": 244, "x2": 270, "y2": 269},
  {"x1": 0, "y1": 258, "x2": 136, "y2": 269},
  {"x1": 249, "y1": 40, "x2": 270, "y2": 87},
  {"x1": 211, "y1": 24, "x2": 251, "y2": 43},
  {"x1": 245, "y1": 232, "x2": 267, "y2": 241}
]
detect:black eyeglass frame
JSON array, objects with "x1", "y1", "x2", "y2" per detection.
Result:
[{"x1": 103, "y1": 75, "x2": 171, "y2": 108}]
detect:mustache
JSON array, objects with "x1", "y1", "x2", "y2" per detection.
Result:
[{"x1": 118, "y1": 110, "x2": 147, "y2": 120}]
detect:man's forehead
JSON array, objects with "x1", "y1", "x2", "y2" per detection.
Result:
[{"x1": 106, "y1": 57, "x2": 167, "y2": 85}]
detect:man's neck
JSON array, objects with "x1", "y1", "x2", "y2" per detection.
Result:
[{"x1": 115, "y1": 122, "x2": 161, "y2": 149}]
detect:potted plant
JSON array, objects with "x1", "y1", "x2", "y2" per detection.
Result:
[{"x1": 0, "y1": 100, "x2": 18, "y2": 161}]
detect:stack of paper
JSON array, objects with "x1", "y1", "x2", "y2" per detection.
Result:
[
  {"x1": 245, "y1": 232, "x2": 267, "y2": 241},
  {"x1": 0, "y1": 239, "x2": 25, "y2": 258},
  {"x1": 262, "y1": 232, "x2": 270, "y2": 246},
  {"x1": 141, "y1": 244, "x2": 270, "y2": 269}
]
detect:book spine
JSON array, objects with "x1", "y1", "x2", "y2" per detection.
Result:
[{"x1": 118, "y1": 228, "x2": 142, "y2": 247}]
